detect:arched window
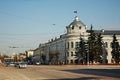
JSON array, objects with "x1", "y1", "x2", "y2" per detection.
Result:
[{"x1": 72, "y1": 26, "x2": 74, "y2": 30}]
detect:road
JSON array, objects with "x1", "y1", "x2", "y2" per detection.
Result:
[{"x1": 0, "y1": 64, "x2": 120, "y2": 80}]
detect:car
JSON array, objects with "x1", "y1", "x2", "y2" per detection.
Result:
[
  {"x1": 4, "y1": 62, "x2": 15, "y2": 67},
  {"x1": 15, "y1": 62, "x2": 27, "y2": 68},
  {"x1": 35, "y1": 61, "x2": 41, "y2": 65},
  {"x1": 4, "y1": 62, "x2": 10, "y2": 67},
  {"x1": 9, "y1": 62, "x2": 15, "y2": 66}
]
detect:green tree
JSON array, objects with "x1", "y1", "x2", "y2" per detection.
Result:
[
  {"x1": 87, "y1": 25, "x2": 96, "y2": 64},
  {"x1": 94, "y1": 33, "x2": 103, "y2": 63},
  {"x1": 75, "y1": 38, "x2": 88, "y2": 64},
  {"x1": 111, "y1": 34, "x2": 120, "y2": 64}
]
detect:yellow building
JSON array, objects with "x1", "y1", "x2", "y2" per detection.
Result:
[{"x1": 26, "y1": 50, "x2": 34, "y2": 57}]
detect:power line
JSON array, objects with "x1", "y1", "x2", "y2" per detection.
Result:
[
  {"x1": 0, "y1": 10, "x2": 30, "y2": 20},
  {"x1": 0, "y1": 31, "x2": 65, "y2": 36}
]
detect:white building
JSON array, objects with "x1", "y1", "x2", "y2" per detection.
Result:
[
  {"x1": 32, "y1": 44, "x2": 46, "y2": 64},
  {"x1": 37, "y1": 16, "x2": 120, "y2": 64}
]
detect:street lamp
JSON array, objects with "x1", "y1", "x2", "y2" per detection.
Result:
[
  {"x1": 82, "y1": 33, "x2": 89, "y2": 66},
  {"x1": 100, "y1": 29, "x2": 107, "y2": 64},
  {"x1": 87, "y1": 47, "x2": 89, "y2": 66},
  {"x1": 64, "y1": 39, "x2": 67, "y2": 64}
]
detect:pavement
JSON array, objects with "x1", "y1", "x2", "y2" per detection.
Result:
[{"x1": 0, "y1": 63, "x2": 120, "y2": 80}]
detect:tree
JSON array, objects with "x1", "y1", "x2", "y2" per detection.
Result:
[
  {"x1": 94, "y1": 33, "x2": 103, "y2": 63},
  {"x1": 49, "y1": 52, "x2": 60, "y2": 64},
  {"x1": 0, "y1": 54, "x2": 9, "y2": 62},
  {"x1": 26, "y1": 55, "x2": 33, "y2": 64},
  {"x1": 87, "y1": 25, "x2": 96, "y2": 64},
  {"x1": 111, "y1": 34, "x2": 120, "y2": 64},
  {"x1": 75, "y1": 38, "x2": 88, "y2": 64},
  {"x1": 41, "y1": 54, "x2": 46, "y2": 64}
]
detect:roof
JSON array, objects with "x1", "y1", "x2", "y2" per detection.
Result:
[
  {"x1": 87, "y1": 30, "x2": 120, "y2": 35},
  {"x1": 69, "y1": 16, "x2": 86, "y2": 27}
]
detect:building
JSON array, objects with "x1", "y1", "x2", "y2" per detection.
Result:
[
  {"x1": 32, "y1": 44, "x2": 46, "y2": 64},
  {"x1": 26, "y1": 50, "x2": 34, "y2": 58},
  {"x1": 37, "y1": 16, "x2": 120, "y2": 64},
  {"x1": 18, "y1": 53, "x2": 26, "y2": 61}
]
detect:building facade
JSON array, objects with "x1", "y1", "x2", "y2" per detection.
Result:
[
  {"x1": 36, "y1": 16, "x2": 120, "y2": 64},
  {"x1": 26, "y1": 50, "x2": 34, "y2": 57},
  {"x1": 33, "y1": 44, "x2": 46, "y2": 64}
]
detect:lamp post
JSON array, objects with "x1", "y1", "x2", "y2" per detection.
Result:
[
  {"x1": 101, "y1": 29, "x2": 106, "y2": 64},
  {"x1": 83, "y1": 33, "x2": 89, "y2": 66},
  {"x1": 87, "y1": 44, "x2": 89, "y2": 66},
  {"x1": 64, "y1": 39, "x2": 67, "y2": 64}
]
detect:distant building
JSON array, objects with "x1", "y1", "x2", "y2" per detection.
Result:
[
  {"x1": 18, "y1": 53, "x2": 26, "y2": 61},
  {"x1": 32, "y1": 48, "x2": 40, "y2": 63},
  {"x1": 36, "y1": 16, "x2": 120, "y2": 64},
  {"x1": 32, "y1": 44, "x2": 46, "y2": 64},
  {"x1": 26, "y1": 50, "x2": 34, "y2": 57}
]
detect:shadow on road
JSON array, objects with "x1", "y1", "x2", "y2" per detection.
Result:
[
  {"x1": 45, "y1": 77, "x2": 100, "y2": 80},
  {"x1": 62, "y1": 69, "x2": 120, "y2": 78}
]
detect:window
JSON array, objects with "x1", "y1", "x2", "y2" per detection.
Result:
[
  {"x1": 71, "y1": 42, "x2": 74, "y2": 48},
  {"x1": 71, "y1": 60, "x2": 73, "y2": 64},
  {"x1": 75, "y1": 52, "x2": 77, "y2": 56},
  {"x1": 67, "y1": 42, "x2": 69, "y2": 49},
  {"x1": 71, "y1": 52, "x2": 73, "y2": 56},
  {"x1": 72, "y1": 26, "x2": 74, "y2": 29},
  {"x1": 79, "y1": 26, "x2": 81, "y2": 29},
  {"x1": 67, "y1": 60, "x2": 69, "y2": 63},
  {"x1": 67, "y1": 52, "x2": 69, "y2": 57}
]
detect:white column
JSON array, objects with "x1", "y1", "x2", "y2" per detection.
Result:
[{"x1": 107, "y1": 42, "x2": 112, "y2": 63}]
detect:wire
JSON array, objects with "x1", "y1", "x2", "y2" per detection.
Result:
[{"x1": 0, "y1": 10, "x2": 29, "y2": 20}]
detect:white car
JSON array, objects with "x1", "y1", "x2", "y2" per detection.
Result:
[
  {"x1": 15, "y1": 62, "x2": 27, "y2": 68},
  {"x1": 36, "y1": 61, "x2": 41, "y2": 65}
]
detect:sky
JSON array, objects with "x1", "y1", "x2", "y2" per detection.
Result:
[{"x1": 0, "y1": 0, "x2": 120, "y2": 56}]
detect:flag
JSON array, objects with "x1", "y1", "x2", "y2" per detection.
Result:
[{"x1": 74, "y1": 11, "x2": 77, "y2": 13}]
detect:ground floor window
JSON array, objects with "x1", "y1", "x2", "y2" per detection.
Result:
[
  {"x1": 71, "y1": 60, "x2": 73, "y2": 64},
  {"x1": 67, "y1": 52, "x2": 69, "y2": 57}
]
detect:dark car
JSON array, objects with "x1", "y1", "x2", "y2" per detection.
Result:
[{"x1": 4, "y1": 62, "x2": 15, "y2": 67}]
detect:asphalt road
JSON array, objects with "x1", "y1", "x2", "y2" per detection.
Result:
[{"x1": 0, "y1": 64, "x2": 120, "y2": 80}]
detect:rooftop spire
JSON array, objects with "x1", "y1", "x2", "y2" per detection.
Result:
[{"x1": 74, "y1": 16, "x2": 79, "y2": 21}]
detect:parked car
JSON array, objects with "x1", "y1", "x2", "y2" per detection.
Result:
[
  {"x1": 35, "y1": 61, "x2": 41, "y2": 65},
  {"x1": 15, "y1": 62, "x2": 27, "y2": 68},
  {"x1": 4, "y1": 62, "x2": 9, "y2": 67},
  {"x1": 4, "y1": 62, "x2": 15, "y2": 67}
]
